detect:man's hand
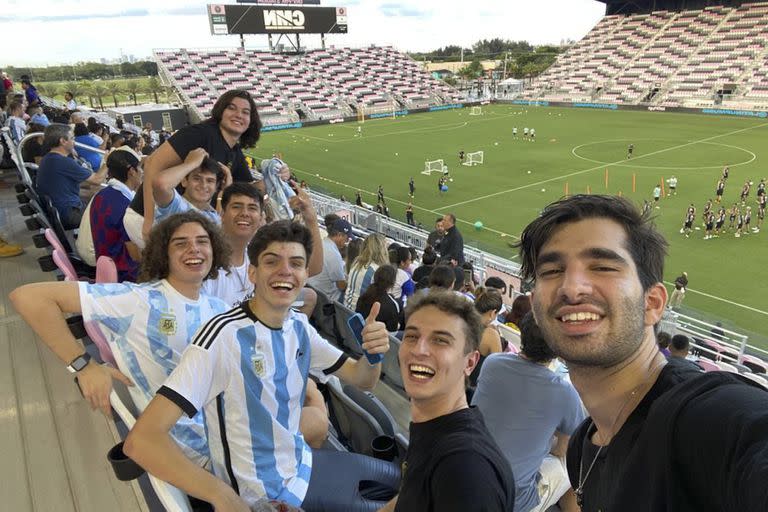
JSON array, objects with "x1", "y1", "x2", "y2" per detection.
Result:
[
  {"x1": 218, "y1": 162, "x2": 233, "y2": 189},
  {"x1": 184, "y1": 147, "x2": 208, "y2": 168},
  {"x1": 211, "y1": 488, "x2": 251, "y2": 512},
  {"x1": 76, "y1": 362, "x2": 134, "y2": 416},
  {"x1": 361, "y1": 302, "x2": 390, "y2": 357},
  {"x1": 288, "y1": 181, "x2": 317, "y2": 220}
]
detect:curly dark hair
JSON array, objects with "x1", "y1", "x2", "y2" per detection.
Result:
[
  {"x1": 138, "y1": 211, "x2": 231, "y2": 283},
  {"x1": 209, "y1": 89, "x2": 262, "y2": 149},
  {"x1": 247, "y1": 219, "x2": 313, "y2": 267}
]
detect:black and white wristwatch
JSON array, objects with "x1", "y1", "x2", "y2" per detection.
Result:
[{"x1": 67, "y1": 352, "x2": 92, "y2": 373}]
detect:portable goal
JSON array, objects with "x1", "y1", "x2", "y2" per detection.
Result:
[{"x1": 462, "y1": 151, "x2": 484, "y2": 166}]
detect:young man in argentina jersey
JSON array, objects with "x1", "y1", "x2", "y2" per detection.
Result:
[
  {"x1": 11, "y1": 211, "x2": 231, "y2": 465},
  {"x1": 125, "y1": 220, "x2": 398, "y2": 511}
]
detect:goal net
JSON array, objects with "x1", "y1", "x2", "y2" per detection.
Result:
[
  {"x1": 469, "y1": 106, "x2": 483, "y2": 116},
  {"x1": 358, "y1": 102, "x2": 397, "y2": 123},
  {"x1": 462, "y1": 151, "x2": 484, "y2": 166},
  {"x1": 422, "y1": 159, "x2": 445, "y2": 175}
]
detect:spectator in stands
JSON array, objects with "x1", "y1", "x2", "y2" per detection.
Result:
[
  {"x1": 11, "y1": 212, "x2": 231, "y2": 465},
  {"x1": 151, "y1": 148, "x2": 230, "y2": 225},
  {"x1": 657, "y1": 331, "x2": 672, "y2": 357},
  {"x1": 63, "y1": 91, "x2": 77, "y2": 110},
  {"x1": 21, "y1": 122, "x2": 45, "y2": 164},
  {"x1": 711, "y1": 321, "x2": 725, "y2": 341},
  {"x1": 76, "y1": 147, "x2": 143, "y2": 281},
  {"x1": 4, "y1": 100, "x2": 26, "y2": 145},
  {"x1": 668, "y1": 334, "x2": 704, "y2": 372},
  {"x1": 473, "y1": 312, "x2": 584, "y2": 512},
  {"x1": 142, "y1": 122, "x2": 159, "y2": 148},
  {"x1": 1, "y1": 71, "x2": 12, "y2": 94},
  {"x1": 20, "y1": 78, "x2": 40, "y2": 107},
  {"x1": 140, "y1": 89, "x2": 261, "y2": 240},
  {"x1": 484, "y1": 276, "x2": 509, "y2": 318},
  {"x1": 668, "y1": 271, "x2": 688, "y2": 309},
  {"x1": 412, "y1": 246, "x2": 437, "y2": 289},
  {"x1": 426, "y1": 217, "x2": 444, "y2": 250},
  {"x1": 518, "y1": 194, "x2": 768, "y2": 510},
  {"x1": 379, "y1": 291, "x2": 514, "y2": 511},
  {"x1": 36, "y1": 123, "x2": 109, "y2": 228},
  {"x1": 125, "y1": 220, "x2": 397, "y2": 510},
  {"x1": 356, "y1": 264, "x2": 404, "y2": 333},
  {"x1": 390, "y1": 245, "x2": 415, "y2": 300},
  {"x1": 344, "y1": 233, "x2": 389, "y2": 310},
  {"x1": 344, "y1": 237, "x2": 363, "y2": 274},
  {"x1": 109, "y1": 132, "x2": 125, "y2": 149},
  {"x1": 202, "y1": 182, "x2": 323, "y2": 315},
  {"x1": 73, "y1": 122, "x2": 103, "y2": 170},
  {"x1": 505, "y1": 294, "x2": 532, "y2": 332},
  {"x1": 427, "y1": 264, "x2": 456, "y2": 291},
  {"x1": 439, "y1": 213, "x2": 465, "y2": 265},
  {"x1": 27, "y1": 104, "x2": 50, "y2": 127},
  {"x1": 307, "y1": 218, "x2": 352, "y2": 302},
  {"x1": 468, "y1": 289, "x2": 504, "y2": 388},
  {"x1": 0, "y1": 70, "x2": 8, "y2": 109}
]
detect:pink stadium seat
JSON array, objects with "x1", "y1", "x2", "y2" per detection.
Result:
[
  {"x1": 52, "y1": 249, "x2": 79, "y2": 282},
  {"x1": 95, "y1": 256, "x2": 118, "y2": 284},
  {"x1": 696, "y1": 359, "x2": 721, "y2": 372}
]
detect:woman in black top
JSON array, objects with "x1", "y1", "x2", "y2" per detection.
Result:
[{"x1": 355, "y1": 264, "x2": 404, "y2": 333}]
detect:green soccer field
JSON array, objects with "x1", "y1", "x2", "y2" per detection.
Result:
[{"x1": 247, "y1": 104, "x2": 768, "y2": 347}]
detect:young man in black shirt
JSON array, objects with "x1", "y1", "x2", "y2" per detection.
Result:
[
  {"x1": 139, "y1": 89, "x2": 261, "y2": 240},
  {"x1": 379, "y1": 291, "x2": 514, "y2": 512},
  {"x1": 517, "y1": 194, "x2": 768, "y2": 512}
]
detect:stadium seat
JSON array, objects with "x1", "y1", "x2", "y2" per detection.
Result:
[
  {"x1": 696, "y1": 359, "x2": 722, "y2": 372},
  {"x1": 108, "y1": 386, "x2": 193, "y2": 512},
  {"x1": 309, "y1": 286, "x2": 338, "y2": 343},
  {"x1": 334, "y1": 301, "x2": 365, "y2": 357},
  {"x1": 326, "y1": 376, "x2": 392, "y2": 457},
  {"x1": 381, "y1": 335, "x2": 405, "y2": 394}
]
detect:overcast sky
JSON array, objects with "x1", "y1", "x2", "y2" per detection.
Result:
[{"x1": 1, "y1": 0, "x2": 606, "y2": 67}]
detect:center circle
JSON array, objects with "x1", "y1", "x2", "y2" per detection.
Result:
[{"x1": 571, "y1": 138, "x2": 756, "y2": 170}]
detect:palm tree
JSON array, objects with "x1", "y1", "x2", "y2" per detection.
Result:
[
  {"x1": 106, "y1": 81, "x2": 122, "y2": 107},
  {"x1": 146, "y1": 76, "x2": 163, "y2": 104},
  {"x1": 90, "y1": 83, "x2": 108, "y2": 111},
  {"x1": 66, "y1": 81, "x2": 85, "y2": 106},
  {"x1": 125, "y1": 80, "x2": 143, "y2": 106}
]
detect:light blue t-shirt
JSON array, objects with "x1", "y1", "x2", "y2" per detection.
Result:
[
  {"x1": 472, "y1": 353, "x2": 585, "y2": 512},
  {"x1": 155, "y1": 189, "x2": 221, "y2": 225},
  {"x1": 79, "y1": 280, "x2": 228, "y2": 465}
]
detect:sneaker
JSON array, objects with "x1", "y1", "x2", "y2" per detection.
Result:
[{"x1": 0, "y1": 237, "x2": 23, "y2": 257}]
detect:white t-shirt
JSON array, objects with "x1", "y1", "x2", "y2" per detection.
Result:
[
  {"x1": 79, "y1": 280, "x2": 228, "y2": 465},
  {"x1": 159, "y1": 304, "x2": 346, "y2": 507},
  {"x1": 202, "y1": 250, "x2": 253, "y2": 308},
  {"x1": 307, "y1": 237, "x2": 346, "y2": 302}
]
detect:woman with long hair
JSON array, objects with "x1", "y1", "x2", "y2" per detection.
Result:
[
  {"x1": 344, "y1": 233, "x2": 388, "y2": 310},
  {"x1": 355, "y1": 265, "x2": 404, "y2": 333}
]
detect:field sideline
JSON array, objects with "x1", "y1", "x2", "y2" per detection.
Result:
[{"x1": 247, "y1": 104, "x2": 768, "y2": 347}]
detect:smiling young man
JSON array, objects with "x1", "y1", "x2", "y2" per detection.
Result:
[
  {"x1": 125, "y1": 220, "x2": 396, "y2": 511},
  {"x1": 10, "y1": 212, "x2": 230, "y2": 465},
  {"x1": 517, "y1": 194, "x2": 768, "y2": 511},
  {"x1": 379, "y1": 291, "x2": 515, "y2": 512}
]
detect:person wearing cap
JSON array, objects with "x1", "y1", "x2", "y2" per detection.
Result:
[
  {"x1": 77, "y1": 147, "x2": 144, "y2": 281},
  {"x1": 307, "y1": 218, "x2": 353, "y2": 302}
]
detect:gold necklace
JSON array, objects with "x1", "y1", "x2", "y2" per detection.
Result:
[{"x1": 575, "y1": 361, "x2": 665, "y2": 507}]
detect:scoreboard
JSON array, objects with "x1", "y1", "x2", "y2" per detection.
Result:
[{"x1": 208, "y1": 4, "x2": 348, "y2": 35}]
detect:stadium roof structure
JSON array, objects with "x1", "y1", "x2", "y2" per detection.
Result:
[{"x1": 597, "y1": 0, "x2": 764, "y2": 14}]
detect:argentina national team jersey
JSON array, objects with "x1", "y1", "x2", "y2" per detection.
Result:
[
  {"x1": 158, "y1": 303, "x2": 347, "y2": 507},
  {"x1": 79, "y1": 280, "x2": 228, "y2": 466}
]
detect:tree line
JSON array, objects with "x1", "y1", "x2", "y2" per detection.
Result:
[
  {"x1": 3, "y1": 60, "x2": 158, "y2": 83},
  {"x1": 409, "y1": 38, "x2": 571, "y2": 80},
  {"x1": 34, "y1": 76, "x2": 171, "y2": 111}
]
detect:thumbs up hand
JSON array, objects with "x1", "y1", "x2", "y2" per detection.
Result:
[{"x1": 361, "y1": 302, "x2": 389, "y2": 361}]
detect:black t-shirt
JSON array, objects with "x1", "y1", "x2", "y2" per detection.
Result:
[
  {"x1": 568, "y1": 363, "x2": 768, "y2": 511},
  {"x1": 412, "y1": 264, "x2": 434, "y2": 288},
  {"x1": 167, "y1": 120, "x2": 252, "y2": 183},
  {"x1": 395, "y1": 407, "x2": 514, "y2": 512},
  {"x1": 22, "y1": 138, "x2": 44, "y2": 163},
  {"x1": 355, "y1": 291, "x2": 403, "y2": 333}
]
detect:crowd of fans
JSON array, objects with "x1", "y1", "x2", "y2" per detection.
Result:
[{"x1": 2, "y1": 82, "x2": 767, "y2": 512}]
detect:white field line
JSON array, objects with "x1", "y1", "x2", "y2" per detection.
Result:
[{"x1": 664, "y1": 282, "x2": 768, "y2": 316}]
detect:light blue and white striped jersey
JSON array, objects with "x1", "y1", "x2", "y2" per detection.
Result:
[
  {"x1": 159, "y1": 302, "x2": 347, "y2": 507},
  {"x1": 344, "y1": 262, "x2": 378, "y2": 310},
  {"x1": 79, "y1": 280, "x2": 228, "y2": 465},
  {"x1": 155, "y1": 189, "x2": 221, "y2": 225}
]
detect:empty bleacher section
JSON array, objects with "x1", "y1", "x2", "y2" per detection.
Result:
[
  {"x1": 523, "y1": 1, "x2": 768, "y2": 108},
  {"x1": 155, "y1": 46, "x2": 463, "y2": 126}
]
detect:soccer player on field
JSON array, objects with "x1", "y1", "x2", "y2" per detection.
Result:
[
  {"x1": 667, "y1": 175, "x2": 677, "y2": 195},
  {"x1": 735, "y1": 207, "x2": 745, "y2": 238},
  {"x1": 740, "y1": 180, "x2": 751, "y2": 204},
  {"x1": 704, "y1": 212, "x2": 715, "y2": 240},
  {"x1": 458, "y1": 150, "x2": 465, "y2": 164},
  {"x1": 530, "y1": 128, "x2": 536, "y2": 142},
  {"x1": 728, "y1": 203, "x2": 738, "y2": 231},
  {"x1": 681, "y1": 209, "x2": 695, "y2": 238},
  {"x1": 627, "y1": 143, "x2": 634, "y2": 159},
  {"x1": 756, "y1": 178, "x2": 765, "y2": 198},
  {"x1": 653, "y1": 184, "x2": 661, "y2": 207},
  {"x1": 702, "y1": 199, "x2": 713, "y2": 227},
  {"x1": 512, "y1": 127, "x2": 518, "y2": 139},
  {"x1": 715, "y1": 179, "x2": 725, "y2": 203},
  {"x1": 722, "y1": 166, "x2": 730, "y2": 180},
  {"x1": 745, "y1": 206, "x2": 753, "y2": 233},
  {"x1": 715, "y1": 207, "x2": 726, "y2": 235},
  {"x1": 523, "y1": 127, "x2": 529, "y2": 140},
  {"x1": 409, "y1": 176, "x2": 415, "y2": 198},
  {"x1": 757, "y1": 196, "x2": 765, "y2": 232}
]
